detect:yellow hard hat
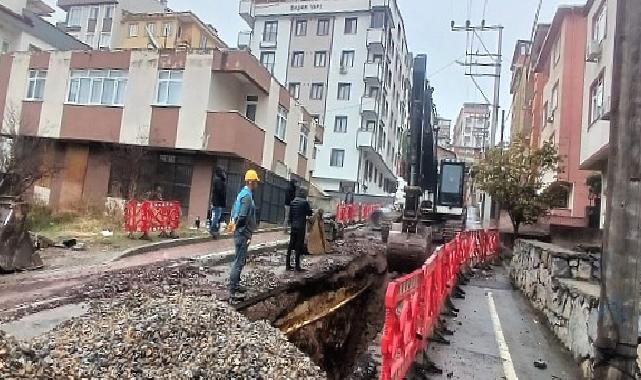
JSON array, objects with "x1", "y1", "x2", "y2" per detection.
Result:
[{"x1": 245, "y1": 169, "x2": 260, "y2": 182}]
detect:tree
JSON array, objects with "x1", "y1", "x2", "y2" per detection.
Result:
[
  {"x1": 473, "y1": 134, "x2": 559, "y2": 236},
  {"x1": 0, "y1": 109, "x2": 57, "y2": 198}
]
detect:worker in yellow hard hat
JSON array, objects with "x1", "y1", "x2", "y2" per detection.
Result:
[{"x1": 229, "y1": 169, "x2": 260, "y2": 300}]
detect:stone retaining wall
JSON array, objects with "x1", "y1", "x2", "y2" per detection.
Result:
[{"x1": 510, "y1": 239, "x2": 602, "y2": 378}]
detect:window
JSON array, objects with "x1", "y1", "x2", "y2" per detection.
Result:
[
  {"x1": 263, "y1": 21, "x2": 278, "y2": 43},
  {"x1": 26, "y1": 70, "x2": 46, "y2": 100},
  {"x1": 593, "y1": 5, "x2": 607, "y2": 43},
  {"x1": 98, "y1": 33, "x2": 111, "y2": 49},
  {"x1": 341, "y1": 50, "x2": 355, "y2": 68},
  {"x1": 289, "y1": 82, "x2": 300, "y2": 99},
  {"x1": 364, "y1": 120, "x2": 376, "y2": 131},
  {"x1": 299, "y1": 126, "x2": 309, "y2": 155},
  {"x1": 368, "y1": 86, "x2": 379, "y2": 98},
  {"x1": 1, "y1": 41, "x2": 9, "y2": 53},
  {"x1": 371, "y1": 10, "x2": 385, "y2": 29},
  {"x1": 553, "y1": 38, "x2": 561, "y2": 65},
  {"x1": 330, "y1": 149, "x2": 345, "y2": 167},
  {"x1": 85, "y1": 33, "x2": 94, "y2": 46},
  {"x1": 334, "y1": 116, "x2": 348, "y2": 133},
  {"x1": 103, "y1": 5, "x2": 114, "y2": 33},
  {"x1": 291, "y1": 51, "x2": 305, "y2": 67},
  {"x1": 276, "y1": 106, "x2": 288, "y2": 140},
  {"x1": 129, "y1": 24, "x2": 138, "y2": 37},
  {"x1": 155, "y1": 70, "x2": 183, "y2": 105},
  {"x1": 314, "y1": 51, "x2": 327, "y2": 67},
  {"x1": 87, "y1": 7, "x2": 99, "y2": 32},
  {"x1": 67, "y1": 70, "x2": 128, "y2": 106},
  {"x1": 337, "y1": 83, "x2": 351, "y2": 100},
  {"x1": 245, "y1": 96, "x2": 258, "y2": 122},
  {"x1": 310, "y1": 83, "x2": 324, "y2": 100},
  {"x1": 295, "y1": 20, "x2": 307, "y2": 36},
  {"x1": 199, "y1": 35, "x2": 208, "y2": 49},
  {"x1": 590, "y1": 74, "x2": 605, "y2": 124},
  {"x1": 543, "y1": 101, "x2": 549, "y2": 125},
  {"x1": 162, "y1": 23, "x2": 172, "y2": 37},
  {"x1": 147, "y1": 23, "x2": 156, "y2": 36},
  {"x1": 68, "y1": 7, "x2": 82, "y2": 27},
  {"x1": 317, "y1": 19, "x2": 330, "y2": 36},
  {"x1": 260, "y1": 52, "x2": 276, "y2": 74},
  {"x1": 344, "y1": 17, "x2": 358, "y2": 34},
  {"x1": 551, "y1": 83, "x2": 559, "y2": 111}
]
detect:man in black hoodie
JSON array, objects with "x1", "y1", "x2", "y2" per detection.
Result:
[
  {"x1": 210, "y1": 167, "x2": 227, "y2": 237},
  {"x1": 286, "y1": 188, "x2": 312, "y2": 272},
  {"x1": 284, "y1": 179, "x2": 297, "y2": 232}
]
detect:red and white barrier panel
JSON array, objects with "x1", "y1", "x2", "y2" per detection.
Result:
[{"x1": 124, "y1": 200, "x2": 181, "y2": 235}]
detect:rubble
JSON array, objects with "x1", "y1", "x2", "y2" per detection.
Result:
[{"x1": 2, "y1": 293, "x2": 326, "y2": 379}]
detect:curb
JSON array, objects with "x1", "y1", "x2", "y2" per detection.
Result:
[
  {"x1": 110, "y1": 227, "x2": 284, "y2": 263},
  {"x1": 195, "y1": 239, "x2": 291, "y2": 266}
]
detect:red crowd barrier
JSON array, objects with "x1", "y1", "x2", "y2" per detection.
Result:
[
  {"x1": 335, "y1": 202, "x2": 383, "y2": 224},
  {"x1": 380, "y1": 230, "x2": 499, "y2": 380},
  {"x1": 124, "y1": 200, "x2": 181, "y2": 235}
]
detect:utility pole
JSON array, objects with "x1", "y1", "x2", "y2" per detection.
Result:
[{"x1": 594, "y1": 0, "x2": 641, "y2": 378}]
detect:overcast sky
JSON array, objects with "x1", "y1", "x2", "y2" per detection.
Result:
[{"x1": 43, "y1": 0, "x2": 584, "y2": 132}]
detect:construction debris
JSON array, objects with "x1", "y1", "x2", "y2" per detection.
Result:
[{"x1": 0, "y1": 198, "x2": 42, "y2": 273}]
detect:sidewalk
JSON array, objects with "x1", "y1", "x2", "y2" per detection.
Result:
[
  {"x1": 426, "y1": 266, "x2": 581, "y2": 379},
  {"x1": 0, "y1": 230, "x2": 287, "y2": 311}
]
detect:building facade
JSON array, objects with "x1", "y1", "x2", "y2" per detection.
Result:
[
  {"x1": 452, "y1": 102, "x2": 490, "y2": 155},
  {"x1": 0, "y1": 49, "x2": 318, "y2": 223},
  {"x1": 435, "y1": 117, "x2": 451, "y2": 148},
  {"x1": 581, "y1": 0, "x2": 616, "y2": 228},
  {"x1": 56, "y1": 0, "x2": 166, "y2": 50},
  {"x1": 117, "y1": 11, "x2": 227, "y2": 50},
  {"x1": 533, "y1": 6, "x2": 590, "y2": 227},
  {"x1": 1, "y1": 0, "x2": 87, "y2": 53},
  {"x1": 240, "y1": 0, "x2": 412, "y2": 195}
]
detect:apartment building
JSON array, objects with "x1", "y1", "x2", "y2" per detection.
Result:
[
  {"x1": 452, "y1": 102, "x2": 490, "y2": 153},
  {"x1": 435, "y1": 117, "x2": 452, "y2": 148},
  {"x1": 0, "y1": 49, "x2": 318, "y2": 223},
  {"x1": 117, "y1": 11, "x2": 227, "y2": 50},
  {"x1": 532, "y1": 6, "x2": 590, "y2": 227},
  {"x1": 1, "y1": 0, "x2": 87, "y2": 53},
  {"x1": 239, "y1": 0, "x2": 412, "y2": 195},
  {"x1": 581, "y1": 0, "x2": 616, "y2": 228},
  {"x1": 56, "y1": 0, "x2": 166, "y2": 50}
]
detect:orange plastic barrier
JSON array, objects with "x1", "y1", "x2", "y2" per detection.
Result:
[
  {"x1": 124, "y1": 200, "x2": 181, "y2": 235},
  {"x1": 380, "y1": 230, "x2": 499, "y2": 380}
]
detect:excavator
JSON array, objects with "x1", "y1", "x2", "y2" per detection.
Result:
[{"x1": 384, "y1": 55, "x2": 467, "y2": 271}]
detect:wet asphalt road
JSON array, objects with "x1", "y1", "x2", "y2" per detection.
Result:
[{"x1": 426, "y1": 266, "x2": 582, "y2": 380}]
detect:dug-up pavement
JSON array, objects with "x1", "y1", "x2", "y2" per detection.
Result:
[{"x1": 0, "y1": 230, "x2": 379, "y2": 379}]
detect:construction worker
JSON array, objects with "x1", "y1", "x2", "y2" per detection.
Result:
[
  {"x1": 284, "y1": 179, "x2": 297, "y2": 233},
  {"x1": 229, "y1": 169, "x2": 260, "y2": 300},
  {"x1": 286, "y1": 187, "x2": 312, "y2": 272},
  {"x1": 209, "y1": 166, "x2": 227, "y2": 238}
]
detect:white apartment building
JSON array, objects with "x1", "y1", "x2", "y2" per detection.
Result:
[
  {"x1": 55, "y1": 0, "x2": 166, "y2": 50},
  {"x1": 436, "y1": 117, "x2": 452, "y2": 148},
  {"x1": 581, "y1": 0, "x2": 616, "y2": 227},
  {"x1": 1, "y1": 0, "x2": 87, "y2": 53},
  {"x1": 240, "y1": 0, "x2": 412, "y2": 195},
  {"x1": 452, "y1": 103, "x2": 490, "y2": 150}
]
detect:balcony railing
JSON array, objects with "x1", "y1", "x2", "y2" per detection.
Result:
[
  {"x1": 366, "y1": 29, "x2": 384, "y2": 47},
  {"x1": 237, "y1": 31, "x2": 251, "y2": 50},
  {"x1": 206, "y1": 111, "x2": 265, "y2": 165},
  {"x1": 357, "y1": 130, "x2": 375, "y2": 149},
  {"x1": 364, "y1": 62, "x2": 382, "y2": 84},
  {"x1": 361, "y1": 96, "x2": 379, "y2": 116},
  {"x1": 239, "y1": 0, "x2": 255, "y2": 25}
]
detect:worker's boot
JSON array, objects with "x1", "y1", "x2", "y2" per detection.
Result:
[
  {"x1": 285, "y1": 251, "x2": 293, "y2": 271},
  {"x1": 294, "y1": 253, "x2": 306, "y2": 273}
]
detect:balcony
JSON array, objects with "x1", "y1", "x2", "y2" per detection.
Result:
[
  {"x1": 366, "y1": 29, "x2": 384, "y2": 49},
  {"x1": 237, "y1": 31, "x2": 251, "y2": 50},
  {"x1": 206, "y1": 111, "x2": 265, "y2": 165},
  {"x1": 364, "y1": 62, "x2": 382, "y2": 85},
  {"x1": 370, "y1": 0, "x2": 389, "y2": 7},
  {"x1": 239, "y1": 0, "x2": 255, "y2": 26},
  {"x1": 361, "y1": 96, "x2": 379, "y2": 117},
  {"x1": 212, "y1": 50, "x2": 271, "y2": 94},
  {"x1": 357, "y1": 130, "x2": 375, "y2": 150}
]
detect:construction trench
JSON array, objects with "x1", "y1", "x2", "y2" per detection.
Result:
[{"x1": 0, "y1": 226, "x2": 425, "y2": 379}]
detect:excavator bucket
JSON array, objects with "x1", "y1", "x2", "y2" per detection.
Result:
[
  {"x1": 386, "y1": 223, "x2": 432, "y2": 272},
  {"x1": 307, "y1": 211, "x2": 329, "y2": 255},
  {"x1": 0, "y1": 198, "x2": 42, "y2": 272}
]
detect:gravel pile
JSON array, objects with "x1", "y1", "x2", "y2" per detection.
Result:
[{"x1": 2, "y1": 293, "x2": 326, "y2": 379}]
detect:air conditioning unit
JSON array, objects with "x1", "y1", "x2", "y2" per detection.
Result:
[
  {"x1": 340, "y1": 65, "x2": 348, "y2": 74},
  {"x1": 586, "y1": 40, "x2": 602, "y2": 63},
  {"x1": 601, "y1": 96, "x2": 612, "y2": 120}
]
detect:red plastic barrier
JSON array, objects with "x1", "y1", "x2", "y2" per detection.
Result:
[
  {"x1": 380, "y1": 230, "x2": 499, "y2": 380},
  {"x1": 124, "y1": 200, "x2": 181, "y2": 235}
]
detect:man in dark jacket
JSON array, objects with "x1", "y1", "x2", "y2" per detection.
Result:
[
  {"x1": 210, "y1": 167, "x2": 227, "y2": 237},
  {"x1": 284, "y1": 179, "x2": 297, "y2": 232},
  {"x1": 286, "y1": 188, "x2": 312, "y2": 272}
]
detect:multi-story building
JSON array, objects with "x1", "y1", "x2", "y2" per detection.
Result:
[
  {"x1": 56, "y1": 0, "x2": 167, "y2": 50},
  {"x1": 510, "y1": 40, "x2": 534, "y2": 138},
  {"x1": 528, "y1": 24, "x2": 551, "y2": 148},
  {"x1": 580, "y1": 0, "x2": 616, "y2": 228},
  {"x1": 435, "y1": 117, "x2": 451, "y2": 148},
  {"x1": 1, "y1": 0, "x2": 87, "y2": 52},
  {"x1": 532, "y1": 5, "x2": 590, "y2": 227},
  {"x1": 452, "y1": 102, "x2": 490, "y2": 153},
  {"x1": 239, "y1": 0, "x2": 412, "y2": 195},
  {"x1": 117, "y1": 11, "x2": 227, "y2": 50},
  {"x1": 0, "y1": 49, "x2": 318, "y2": 224}
]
